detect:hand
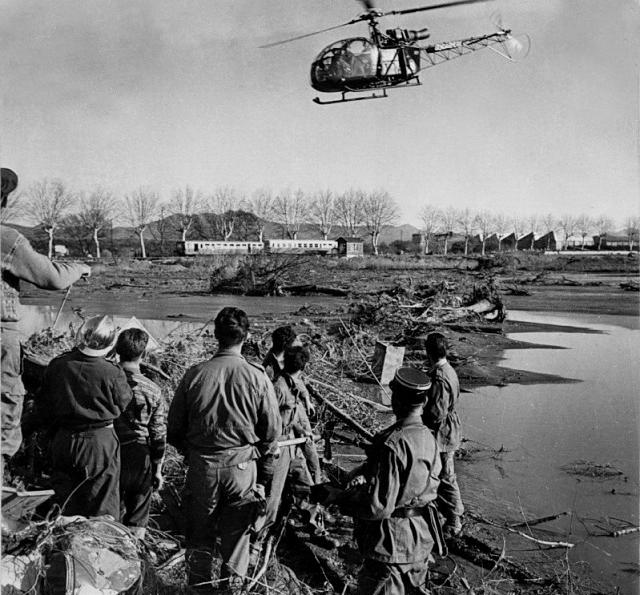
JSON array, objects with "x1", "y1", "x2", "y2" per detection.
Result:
[
  {"x1": 152, "y1": 467, "x2": 164, "y2": 491},
  {"x1": 307, "y1": 403, "x2": 316, "y2": 417},
  {"x1": 80, "y1": 265, "x2": 92, "y2": 278},
  {"x1": 346, "y1": 475, "x2": 366, "y2": 490}
]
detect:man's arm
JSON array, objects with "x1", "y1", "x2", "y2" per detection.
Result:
[
  {"x1": 255, "y1": 378, "x2": 282, "y2": 494},
  {"x1": 167, "y1": 373, "x2": 190, "y2": 452},
  {"x1": 112, "y1": 368, "x2": 134, "y2": 415},
  {"x1": 356, "y1": 446, "x2": 401, "y2": 520},
  {"x1": 148, "y1": 386, "x2": 167, "y2": 465},
  {"x1": 7, "y1": 232, "x2": 90, "y2": 289},
  {"x1": 423, "y1": 378, "x2": 450, "y2": 431}
]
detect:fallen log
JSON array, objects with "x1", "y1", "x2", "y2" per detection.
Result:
[
  {"x1": 281, "y1": 284, "x2": 349, "y2": 297},
  {"x1": 307, "y1": 378, "x2": 391, "y2": 412},
  {"x1": 307, "y1": 384, "x2": 374, "y2": 443}
]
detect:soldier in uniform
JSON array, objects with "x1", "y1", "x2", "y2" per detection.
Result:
[
  {"x1": 1, "y1": 168, "x2": 91, "y2": 469},
  {"x1": 422, "y1": 333, "x2": 464, "y2": 537},
  {"x1": 345, "y1": 367, "x2": 443, "y2": 595},
  {"x1": 168, "y1": 307, "x2": 281, "y2": 594}
]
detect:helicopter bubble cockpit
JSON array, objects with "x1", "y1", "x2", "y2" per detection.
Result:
[{"x1": 310, "y1": 38, "x2": 379, "y2": 93}]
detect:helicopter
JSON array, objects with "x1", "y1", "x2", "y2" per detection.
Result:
[{"x1": 261, "y1": 0, "x2": 530, "y2": 105}]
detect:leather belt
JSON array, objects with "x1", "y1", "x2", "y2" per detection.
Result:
[
  {"x1": 62, "y1": 421, "x2": 114, "y2": 432},
  {"x1": 392, "y1": 505, "x2": 430, "y2": 518}
]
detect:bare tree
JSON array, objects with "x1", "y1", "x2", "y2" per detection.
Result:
[
  {"x1": 248, "y1": 188, "x2": 274, "y2": 242},
  {"x1": 623, "y1": 216, "x2": 639, "y2": 251},
  {"x1": 148, "y1": 202, "x2": 173, "y2": 255},
  {"x1": 557, "y1": 214, "x2": 578, "y2": 250},
  {"x1": 494, "y1": 213, "x2": 510, "y2": 252},
  {"x1": 541, "y1": 213, "x2": 557, "y2": 250},
  {"x1": 438, "y1": 207, "x2": 458, "y2": 255},
  {"x1": 526, "y1": 214, "x2": 540, "y2": 250},
  {"x1": 511, "y1": 216, "x2": 524, "y2": 251},
  {"x1": 23, "y1": 179, "x2": 76, "y2": 258},
  {"x1": 575, "y1": 214, "x2": 593, "y2": 250},
  {"x1": 418, "y1": 205, "x2": 441, "y2": 254},
  {"x1": 361, "y1": 190, "x2": 399, "y2": 255},
  {"x1": 310, "y1": 190, "x2": 335, "y2": 240},
  {"x1": 78, "y1": 188, "x2": 114, "y2": 258},
  {"x1": 474, "y1": 210, "x2": 494, "y2": 256},
  {"x1": 274, "y1": 188, "x2": 309, "y2": 239},
  {"x1": 124, "y1": 187, "x2": 159, "y2": 258},
  {"x1": 594, "y1": 215, "x2": 613, "y2": 250},
  {"x1": 169, "y1": 186, "x2": 202, "y2": 242},
  {"x1": 457, "y1": 208, "x2": 475, "y2": 256},
  {"x1": 334, "y1": 189, "x2": 364, "y2": 237},
  {"x1": 207, "y1": 187, "x2": 242, "y2": 240}
]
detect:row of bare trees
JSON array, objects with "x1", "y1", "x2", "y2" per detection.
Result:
[
  {"x1": 4, "y1": 178, "x2": 637, "y2": 258},
  {"x1": 418, "y1": 205, "x2": 640, "y2": 255},
  {"x1": 3, "y1": 180, "x2": 401, "y2": 257}
]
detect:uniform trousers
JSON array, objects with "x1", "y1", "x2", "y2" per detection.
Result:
[
  {"x1": 436, "y1": 450, "x2": 464, "y2": 521},
  {"x1": 357, "y1": 557, "x2": 431, "y2": 595},
  {"x1": 1, "y1": 325, "x2": 25, "y2": 459},
  {"x1": 50, "y1": 425, "x2": 121, "y2": 519},
  {"x1": 184, "y1": 452, "x2": 261, "y2": 594},
  {"x1": 120, "y1": 441, "x2": 153, "y2": 527}
]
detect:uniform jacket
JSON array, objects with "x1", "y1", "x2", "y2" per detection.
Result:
[
  {"x1": 353, "y1": 415, "x2": 441, "y2": 563},
  {"x1": 42, "y1": 349, "x2": 133, "y2": 428},
  {"x1": 422, "y1": 359, "x2": 461, "y2": 452},
  {"x1": 263, "y1": 349, "x2": 312, "y2": 408},
  {"x1": 168, "y1": 349, "x2": 281, "y2": 467},
  {"x1": 1, "y1": 225, "x2": 86, "y2": 323},
  {"x1": 115, "y1": 362, "x2": 167, "y2": 463}
]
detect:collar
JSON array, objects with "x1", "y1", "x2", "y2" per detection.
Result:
[
  {"x1": 396, "y1": 413, "x2": 424, "y2": 428},
  {"x1": 215, "y1": 348, "x2": 244, "y2": 358},
  {"x1": 433, "y1": 358, "x2": 448, "y2": 369},
  {"x1": 121, "y1": 361, "x2": 141, "y2": 374}
]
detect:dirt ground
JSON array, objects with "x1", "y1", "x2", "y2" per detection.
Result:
[{"x1": 14, "y1": 255, "x2": 639, "y2": 594}]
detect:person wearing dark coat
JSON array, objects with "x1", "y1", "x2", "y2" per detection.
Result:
[{"x1": 41, "y1": 315, "x2": 133, "y2": 519}]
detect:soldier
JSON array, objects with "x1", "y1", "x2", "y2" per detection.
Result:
[
  {"x1": 168, "y1": 307, "x2": 281, "y2": 594},
  {"x1": 423, "y1": 333, "x2": 464, "y2": 537},
  {"x1": 345, "y1": 367, "x2": 443, "y2": 595},
  {"x1": 41, "y1": 315, "x2": 133, "y2": 519},
  {"x1": 1, "y1": 168, "x2": 91, "y2": 470}
]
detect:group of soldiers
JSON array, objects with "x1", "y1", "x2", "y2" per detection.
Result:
[{"x1": 1, "y1": 168, "x2": 464, "y2": 595}]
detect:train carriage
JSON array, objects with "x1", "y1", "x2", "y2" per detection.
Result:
[
  {"x1": 176, "y1": 240, "x2": 264, "y2": 256},
  {"x1": 263, "y1": 239, "x2": 338, "y2": 254}
]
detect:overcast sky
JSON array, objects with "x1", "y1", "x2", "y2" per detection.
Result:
[{"x1": 1, "y1": 0, "x2": 638, "y2": 224}]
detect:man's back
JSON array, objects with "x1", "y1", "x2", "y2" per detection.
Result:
[
  {"x1": 44, "y1": 349, "x2": 132, "y2": 427},
  {"x1": 168, "y1": 350, "x2": 280, "y2": 465}
]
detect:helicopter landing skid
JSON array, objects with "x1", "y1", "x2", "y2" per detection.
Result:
[
  {"x1": 313, "y1": 79, "x2": 422, "y2": 105},
  {"x1": 313, "y1": 89, "x2": 388, "y2": 105}
]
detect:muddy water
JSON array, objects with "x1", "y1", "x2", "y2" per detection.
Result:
[{"x1": 460, "y1": 311, "x2": 639, "y2": 592}]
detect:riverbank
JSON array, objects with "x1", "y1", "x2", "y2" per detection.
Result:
[{"x1": 12, "y1": 260, "x2": 639, "y2": 594}]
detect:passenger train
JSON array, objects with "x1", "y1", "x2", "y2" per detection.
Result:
[{"x1": 175, "y1": 239, "x2": 338, "y2": 256}]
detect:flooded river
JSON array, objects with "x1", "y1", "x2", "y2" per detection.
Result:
[
  {"x1": 460, "y1": 311, "x2": 639, "y2": 592},
  {"x1": 16, "y1": 299, "x2": 640, "y2": 592}
]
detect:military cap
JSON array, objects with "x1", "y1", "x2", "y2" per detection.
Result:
[{"x1": 390, "y1": 366, "x2": 431, "y2": 404}]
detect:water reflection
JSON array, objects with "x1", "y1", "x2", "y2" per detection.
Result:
[{"x1": 461, "y1": 310, "x2": 639, "y2": 591}]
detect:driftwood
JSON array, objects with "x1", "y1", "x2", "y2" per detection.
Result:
[
  {"x1": 307, "y1": 384, "x2": 374, "y2": 443},
  {"x1": 610, "y1": 526, "x2": 640, "y2": 537},
  {"x1": 281, "y1": 284, "x2": 349, "y2": 297},
  {"x1": 307, "y1": 378, "x2": 391, "y2": 412},
  {"x1": 509, "y1": 511, "x2": 569, "y2": 528}
]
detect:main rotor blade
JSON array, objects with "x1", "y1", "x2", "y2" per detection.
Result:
[
  {"x1": 383, "y1": 0, "x2": 489, "y2": 18},
  {"x1": 259, "y1": 19, "x2": 361, "y2": 48}
]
